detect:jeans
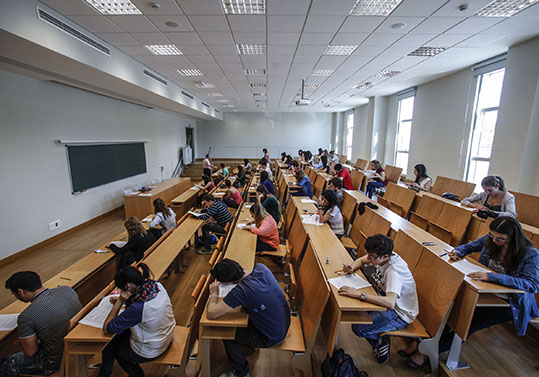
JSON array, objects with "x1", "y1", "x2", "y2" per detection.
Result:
[
  {"x1": 352, "y1": 309, "x2": 408, "y2": 341},
  {"x1": 366, "y1": 181, "x2": 385, "y2": 198},
  {"x1": 0, "y1": 350, "x2": 58, "y2": 377},
  {"x1": 223, "y1": 197, "x2": 240, "y2": 209},
  {"x1": 203, "y1": 168, "x2": 211, "y2": 178},
  {"x1": 202, "y1": 222, "x2": 226, "y2": 251},
  {"x1": 256, "y1": 237, "x2": 277, "y2": 252},
  {"x1": 98, "y1": 331, "x2": 156, "y2": 377}
]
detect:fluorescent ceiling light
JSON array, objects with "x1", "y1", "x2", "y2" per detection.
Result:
[
  {"x1": 223, "y1": 104, "x2": 235, "y2": 107},
  {"x1": 255, "y1": 99, "x2": 267, "y2": 103},
  {"x1": 350, "y1": 0, "x2": 403, "y2": 16},
  {"x1": 145, "y1": 45, "x2": 182, "y2": 55},
  {"x1": 324, "y1": 45, "x2": 358, "y2": 55},
  {"x1": 83, "y1": 0, "x2": 141, "y2": 15},
  {"x1": 304, "y1": 83, "x2": 320, "y2": 89},
  {"x1": 237, "y1": 44, "x2": 266, "y2": 54},
  {"x1": 312, "y1": 69, "x2": 334, "y2": 76},
  {"x1": 244, "y1": 69, "x2": 266, "y2": 75},
  {"x1": 408, "y1": 46, "x2": 447, "y2": 57},
  {"x1": 208, "y1": 93, "x2": 223, "y2": 97},
  {"x1": 375, "y1": 70, "x2": 400, "y2": 77},
  {"x1": 253, "y1": 93, "x2": 267, "y2": 96},
  {"x1": 221, "y1": 0, "x2": 266, "y2": 14},
  {"x1": 476, "y1": 0, "x2": 539, "y2": 17},
  {"x1": 250, "y1": 83, "x2": 267, "y2": 87},
  {"x1": 353, "y1": 82, "x2": 373, "y2": 91},
  {"x1": 177, "y1": 69, "x2": 203, "y2": 76},
  {"x1": 216, "y1": 99, "x2": 230, "y2": 103},
  {"x1": 195, "y1": 81, "x2": 215, "y2": 88}
]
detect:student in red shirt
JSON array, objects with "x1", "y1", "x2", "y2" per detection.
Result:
[
  {"x1": 333, "y1": 164, "x2": 353, "y2": 190},
  {"x1": 245, "y1": 202, "x2": 279, "y2": 253},
  {"x1": 223, "y1": 179, "x2": 243, "y2": 209}
]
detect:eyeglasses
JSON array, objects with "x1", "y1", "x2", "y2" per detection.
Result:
[{"x1": 488, "y1": 233, "x2": 510, "y2": 243}]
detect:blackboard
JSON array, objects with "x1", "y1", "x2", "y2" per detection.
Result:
[{"x1": 67, "y1": 143, "x2": 146, "y2": 193}]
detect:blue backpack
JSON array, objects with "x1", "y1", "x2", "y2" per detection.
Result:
[{"x1": 321, "y1": 348, "x2": 368, "y2": 377}]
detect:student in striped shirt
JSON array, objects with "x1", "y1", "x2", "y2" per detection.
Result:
[{"x1": 196, "y1": 194, "x2": 233, "y2": 255}]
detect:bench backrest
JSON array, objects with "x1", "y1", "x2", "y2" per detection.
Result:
[
  {"x1": 313, "y1": 174, "x2": 327, "y2": 199},
  {"x1": 288, "y1": 213, "x2": 308, "y2": 268},
  {"x1": 384, "y1": 165, "x2": 403, "y2": 184},
  {"x1": 416, "y1": 194, "x2": 445, "y2": 223},
  {"x1": 393, "y1": 230, "x2": 425, "y2": 272},
  {"x1": 432, "y1": 176, "x2": 476, "y2": 199},
  {"x1": 341, "y1": 191, "x2": 358, "y2": 232},
  {"x1": 339, "y1": 155, "x2": 347, "y2": 164},
  {"x1": 510, "y1": 190, "x2": 539, "y2": 228},
  {"x1": 355, "y1": 158, "x2": 369, "y2": 170},
  {"x1": 351, "y1": 169, "x2": 365, "y2": 191},
  {"x1": 434, "y1": 203, "x2": 473, "y2": 246}
]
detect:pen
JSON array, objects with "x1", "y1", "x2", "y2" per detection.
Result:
[
  {"x1": 334, "y1": 269, "x2": 343, "y2": 273},
  {"x1": 438, "y1": 252, "x2": 447, "y2": 257}
]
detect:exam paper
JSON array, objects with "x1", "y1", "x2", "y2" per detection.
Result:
[
  {"x1": 300, "y1": 199, "x2": 317, "y2": 204},
  {"x1": 139, "y1": 193, "x2": 153, "y2": 196},
  {"x1": 300, "y1": 214, "x2": 322, "y2": 226},
  {"x1": 451, "y1": 259, "x2": 490, "y2": 276},
  {"x1": 190, "y1": 186, "x2": 200, "y2": 190},
  {"x1": 328, "y1": 274, "x2": 371, "y2": 290},
  {"x1": 236, "y1": 223, "x2": 249, "y2": 230},
  {"x1": 110, "y1": 241, "x2": 127, "y2": 248},
  {"x1": 188, "y1": 211, "x2": 204, "y2": 218},
  {"x1": 79, "y1": 295, "x2": 122, "y2": 329},
  {"x1": 141, "y1": 216, "x2": 153, "y2": 222},
  {"x1": 219, "y1": 284, "x2": 237, "y2": 298},
  {"x1": 0, "y1": 313, "x2": 19, "y2": 331}
]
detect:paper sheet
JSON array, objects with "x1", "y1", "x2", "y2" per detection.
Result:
[
  {"x1": 245, "y1": 204, "x2": 253, "y2": 208},
  {"x1": 300, "y1": 199, "x2": 317, "y2": 204},
  {"x1": 218, "y1": 284, "x2": 237, "y2": 298},
  {"x1": 0, "y1": 313, "x2": 19, "y2": 331},
  {"x1": 190, "y1": 186, "x2": 200, "y2": 190},
  {"x1": 328, "y1": 274, "x2": 371, "y2": 290},
  {"x1": 138, "y1": 193, "x2": 153, "y2": 196},
  {"x1": 451, "y1": 259, "x2": 490, "y2": 276},
  {"x1": 110, "y1": 241, "x2": 127, "y2": 248},
  {"x1": 141, "y1": 216, "x2": 153, "y2": 222},
  {"x1": 79, "y1": 295, "x2": 122, "y2": 329},
  {"x1": 300, "y1": 214, "x2": 322, "y2": 226},
  {"x1": 188, "y1": 211, "x2": 204, "y2": 218},
  {"x1": 214, "y1": 192, "x2": 225, "y2": 196},
  {"x1": 236, "y1": 223, "x2": 249, "y2": 229}
]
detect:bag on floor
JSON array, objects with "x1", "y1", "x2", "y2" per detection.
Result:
[{"x1": 321, "y1": 348, "x2": 368, "y2": 377}]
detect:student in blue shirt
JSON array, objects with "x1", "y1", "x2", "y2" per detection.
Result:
[
  {"x1": 260, "y1": 170, "x2": 275, "y2": 195},
  {"x1": 291, "y1": 169, "x2": 312, "y2": 198},
  {"x1": 401, "y1": 216, "x2": 539, "y2": 368},
  {"x1": 207, "y1": 259, "x2": 290, "y2": 377}
]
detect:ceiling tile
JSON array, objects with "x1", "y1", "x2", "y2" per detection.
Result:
[
  {"x1": 267, "y1": 44, "x2": 297, "y2": 55},
  {"x1": 70, "y1": 15, "x2": 122, "y2": 33},
  {"x1": 427, "y1": 33, "x2": 469, "y2": 47},
  {"x1": 96, "y1": 32, "x2": 139, "y2": 46},
  {"x1": 134, "y1": 55, "x2": 164, "y2": 65},
  {"x1": 391, "y1": 0, "x2": 448, "y2": 17},
  {"x1": 233, "y1": 32, "x2": 266, "y2": 44},
  {"x1": 228, "y1": 15, "x2": 266, "y2": 32},
  {"x1": 379, "y1": 45, "x2": 415, "y2": 57},
  {"x1": 392, "y1": 33, "x2": 436, "y2": 47},
  {"x1": 295, "y1": 45, "x2": 326, "y2": 56},
  {"x1": 376, "y1": 16, "x2": 426, "y2": 34},
  {"x1": 432, "y1": 0, "x2": 494, "y2": 17},
  {"x1": 179, "y1": 0, "x2": 224, "y2": 15},
  {"x1": 309, "y1": 0, "x2": 358, "y2": 15},
  {"x1": 188, "y1": 15, "x2": 229, "y2": 31},
  {"x1": 147, "y1": 15, "x2": 194, "y2": 32},
  {"x1": 130, "y1": 32, "x2": 169, "y2": 45},
  {"x1": 269, "y1": 54, "x2": 294, "y2": 65},
  {"x1": 187, "y1": 54, "x2": 215, "y2": 63},
  {"x1": 132, "y1": 0, "x2": 183, "y2": 15},
  {"x1": 199, "y1": 32, "x2": 235, "y2": 45},
  {"x1": 410, "y1": 17, "x2": 464, "y2": 34},
  {"x1": 292, "y1": 55, "x2": 320, "y2": 64},
  {"x1": 164, "y1": 32, "x2": 203, "y2": 45},
  {"x1": 159, "y1": 55, "x2": 192, "y2": 64},
  {"x1": 353, "y1": 45, "x2": 386, "y2": 56},
  {"x1": 107, "y1": 16, "x2": 159, "y2": 32},
  {"x1": 117, "y1": 45, "x2": 152, "y2": 56},
  {"x1": 340, "y1": 16, "x2": 385, "y2": 33},
  {"x1": 40, "y1": 0, "x2": 99, "y2": 15},
  {"x1": 268, "y1": 16, "x2": 307, "y2": 32},
  {"x1": 299, "y1": 33, "x2": 335, "y2": 45},
  {"x1": 206, "y1": 44, "x2": 238, "y2": 55},
  {"x1": 362, "y1": 33, "x2": 403, "y2": 46},
  {"x1": 457, "y1": 34, "x2": 504, "y2": 48},
  {"x1": 267, "y1": 0, "x2": 310, "y2": 15},
  {"x1": 179, "y1": 44, "x2": 211, "y2": 55},
  {"x1": 315, "y1": 55, "x2": 348, "y2": 69},
  {"x1": 304, "y1": 16, "x2": 346, "y2": 32},
  {"x1": 241, "y1": 55, "x2": 267, "y2": 68},
  {"x1": 331, "y1": 32, "x2": 369, "y2": 45},
  {"x1": 268, "y1": 32, "x2": 301, "y2": 45},
  {"x1": 214, "y1": 55, "x2": 243, "y2": 64},
  {"x1": 447, "y1": 17, "x2": 504, "y2": 35}
]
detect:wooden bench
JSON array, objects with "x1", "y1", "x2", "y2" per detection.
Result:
[
  {"x1": 384, "y1": 164, "x2": 403, "y2": 184},
  {"x1": 410, "y1": 194, "x2": 445, "y2": 230},
  {"x1": 341, "y1": 207, "x2": 391, "y2": 256},
  {"x1": 351, "y1": 169, "x2": 365, "y2": 191},
  {"x1": 393, "y1": 229, "x2": 425, "y2": 272},
  {"x1": 429, "y1": 203, "x2": 473, "y2": 246},
  {"x1": 431, "y1": 176, "x2": 476, "y2": 200},
  {"x1": 312, "y1": 173, "x2": 328, "y2": 201},
  {"x1": 378, "y1": 182, "x2": 416, "y2": 217},
  {"x1": 354, "y1": 158, "x2": 369, "y2": 170},
  {"x1": 510, "y1": 190, "x2": 539, "y2": 228}
]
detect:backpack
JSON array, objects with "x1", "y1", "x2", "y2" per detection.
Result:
[{"x1": 321, "y1": 348, "x2": 368, "y2": 377}]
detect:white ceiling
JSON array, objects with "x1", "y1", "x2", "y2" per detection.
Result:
[{"x1": 39, "y1": 0, "x2": 539, "y2": 112}]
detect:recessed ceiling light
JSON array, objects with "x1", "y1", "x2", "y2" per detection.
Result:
[
  {"x1": 165, "y1": 21, "x2": 179, "y2": 27},
  {"x1": 208, "y1": 93, "x2": 223, "y2": 97},
  {"x1": 391, "y1": 22, "x2": 407, "y2": 30},
  {"x1": 250, "y1": 83, "x2": 267, "y2": 88},
  {"x1": 255, "y1": 99, "x2": 267, "y2": 103},
  {"x1": 244, "y1": 69, "x2": 266, "y2": 75},
  {"x1": 324, "y1": 45, "x2": 358, "y2": 55},
  {"x1": 253, "y1": 93, "x2": 267, "y2": 96},
  {"x1": 236, "y1": 44, "x2": 266, "y2": 54},
  {"x1": 408, "y1": 46, "x2": 447, "y2": 57},
  {"x1": 221, "y1": 0, "x2": 266, "y2": 14},
  {"x1": 195, "y1": 81, "x2": 215, "y2": 88},
  {"x1": 476, "y1": 0, "x2": 539, "y2": 17},
  {"x1": 177, "y1": 69, "x2": 203, "y2": 76},
  {"x1": 350, "y1": 0, "x2": 404, "y2": 16},
  {"x1": 83, "y1": 0, "x2": 142, "y2": 15},
  {"x1": 312, "y1": 69, "x2": 334, "y2": 76},
  {"x1": 304, "y1": 83, "x2": 320, "y2": 89},
  {"x1": 353, "y1": 82, "x2": 373, "y2": 91},
  {"x1": 375, "y1": 70, "x2": 400, "y2": 77},
  {"x1": 145, "y1": 44, "x2": 182, "y2": 55},
  {"x1": 216, "y1": 99, "x2": 230, "y2": 103}
]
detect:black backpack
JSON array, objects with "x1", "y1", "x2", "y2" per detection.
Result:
[{"x1": 321, "y1": 348, "x2": 368, "y2": 377}]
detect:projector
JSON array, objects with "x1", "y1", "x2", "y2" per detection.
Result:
[{"x1": 295, "y1": 98, "x2": 310, "y2": 106}]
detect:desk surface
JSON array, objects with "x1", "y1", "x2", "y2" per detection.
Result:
[{"x1": 224, "y1": 204, "x2": 256, "y2": 271}]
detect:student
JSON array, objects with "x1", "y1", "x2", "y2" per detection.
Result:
[
  {"x1": 208, "y1": 259, "x2": 290, "y2": 377},
  {"x1": 199, "y1": 174, "x2": 215, "y2": 192},
  {"x1": 223, "y1": 179, "x2": 243, "y2": 209},
  {"x1": 293, "y1": 169, "x2": 313, "y2": 198},
  {"x1": 260, "y1": 170, "x2": 275, "y2": 195},
  {"x1": 280, "y1": 152, "x2": 287, "y2": 162},
  {"x1": 402, "y1": 217, "x2": 538, "y2": 368},
  {"x1": 263, "y1": 148, "x2": 271, "y2": 163},
  {"x1": 149, "y1": 198, "x2": 176, "y2": 239},
  {"x1": 289, "y1": 159, "x2": 301, "y2": 173},
  {"x1": 245, "y1": 202, "x2": 279, "y2": 253},
  {"x1": 321, "y1": 149, "x2": 329, "y2": 169},
  {"x1": 99, "y1": 263, "x2": 175, "y2": 377},
  {"x1": 234, "y1": 165, "x2": 246, "y2": 187},
  {"x1": 318, "y1": 189, "x2": 344, "y2": 237},
  {"x1": 333, "y1": 163, "x2": 353, "y2": 190},
  {"x1": 461, "y1": 175, "x2": 517, "y2": 218},
  {"x1": 304, "y1": 150, "x2": 313, "y2": 164},
  {"x1": 329, "y1": 177, "x2": 344, "y2": 208},
  {"x1": 284, "y1": 154, "x2": 293, "y2": 166},
  {"x1": 406, "y1": 164, "x2": 432, "y2": 192},
  {"x1": 365, "y1": 160, "x2": 386, "y2": 198},
  {"x1": 0, "y1": 272, "x2": 82, "y2": 377},
  {"x1": 258, "y1": 158, "x2": 273, "y2": 179},
  {"x1": 243, "y1": 159, "x2": 253, "y2": 174},
  {"x1": 329, "y1": 150, "x2": 339, "y2": 164},
  {"x1": 312, "y1": 155, "x2": 323, "y2": 170},
  {"x1": 256, "y1": 185, "x2": 281, "y2": 224},
  {"x1": 195, "y1": 194, "x2": 234, "y2": 255},
  {"x1": 220, "y1": 163, "x2": 230, "y2": 178},
  {"x1": 202, "y1": 153, "x2": 216, "y2": 178},
  {"x1": 109, "y1": 217, "x2": 156, "y2": 269},
  {"x1": 339, "y1": 234, "x2": 418, "y2": 364},
  {"x1": 298, "y1": 149, "x2": 304, "y2": 161}
]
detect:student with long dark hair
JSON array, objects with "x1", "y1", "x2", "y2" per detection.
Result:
[
  {"x1": 256, "y1": 185, "x2": 281, "y2": 224},
  {"x1": 406, "y1": 164, "x2": 432, "y2": 192},
  {"x1": 108, "y1": 217, "x2": 155, "y2": 269},
  {"x1": 260, "y1": 170, "x2": 275, "y2": 195},
  {"x1": 461, "y1": 175, "x2": 517, "y2": 218},
  {"x1": 243, "y1": 159, "x2": 253, "y2": 174},
  {"x1": 99, "y1": 263, "x2": 175, "y2": 377},
  {"x1": 149, "y1": 198, "x2": 176, "y2": 239},
  {"x1": 292, "y1": 169, "x2": 313, "y2": 198},
  {"x1": 365, "y1": 160, "x2": 386, "y2": 198},
  {"x1": 234, "y1": 165, "x2": 246, "y2": 187},
  {"x1": 318, "y1": 189, "x2": 344, "y2": 237},
  {"x1": 402, "y1": 217, "x2": 539, "y2": 368}
]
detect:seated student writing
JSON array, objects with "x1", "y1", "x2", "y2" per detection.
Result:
[
  {"x1": 244, "y1": 202, "x2": 279, "y2": 253},
  {"x1": 405, "y1": 164, "x2": 432, "y2": 192},
  {"x1": 318, "y1": 189, "x2": 344, "y2": 238},
  {"x1": 234, "y1": 165, "x2": 246, "y2": 187},
  {"x1": 216, "y1": 163, "x2": 230, "y2": 183},
  {"x1": 207, "y1": 259, "x2": 291, "y2": 377},
  {"x1": 461, "y1": 175, "x2": 517, "y2": 218},
  {"x1": 401, "y1": 216, "x2": 539, "y2": 369},
  {"x1": 1, "y1": 272, "x2": 81, "y2": 377},
  {"x1": 256, "y1": 185, "x2": 281, "y2": 224},
  {"x1": 329, "y1": 150, "x2": 339, "y2": 164},
  {"x1": 258, "y1": 158, "x2": 273, "y2": 179},
  {"x1": 280, "y1": 152, "x2": 287, "y2": 162},
  {"x1": 99, "y1": 263, "x2": 175, "y2": 377},
  {"x1": 149, "y1": 198, "x2": 176, "y2": 239},
  {"x1": 333, "y1": 163, "x2": 354, "y2": 190},
  {"x1": 328, "y1": 177, "x2": 344, "y2": 208},
  {"x1": 339, "y1": 234, "x2": 418, "y2": 364},
  {"x1": 109, "y1": 217, "x2": 156, "y2": 269},
  {"x1": 260, "y1": 170, "x2": 275, "y2": 195},
  {"x1": 298, "y1": 149, "x2": 304, "y2": 161},
  {"x1": 194, "y1": 194, "x2": 234, "y2": 255},
  {"x1": 312, "y1": 156, "x2": 323, "y2": 170},
  {"x1": 288, "y1": 159, "x2": 301, "y2": 173},
  {"x1": 243, "y1": 159, "x2": 253, "y2": 174},
  {"x1": 223, "y1": 179, "x2": 243, "y2": 209},
  {"x1": 291, "y1": 169, "x2": 313, "y2": 198},
  {"x1": 365, "y1": 160, "x2": 386, "y2": 198}
]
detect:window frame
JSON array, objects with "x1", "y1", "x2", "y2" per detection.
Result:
[{"x1": 394, "y1": 92, "x2": 415, "y2": 175}]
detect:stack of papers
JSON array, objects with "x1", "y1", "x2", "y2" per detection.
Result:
[
  {"x1": 328, "y1": 274, "x2": 371, "y2": 290},
  {"x1": 109, "y1": 241, "x2": 127, "y2": 248},
  {"x1": 0, "y1": 313, "x2": 19, "y2": 331},
  {"x1": 301, "y1": 199, "x2": 317, "y2": 204},
  {"x1": 79, "y1": 295, "x2": 123, "y2": 329},
  {"x1": 300, "y1": 214, "x2": 322, "y2": 226},
  {"x1": 188, "y1": 211, "x2": 204, "y2": 218},
  {"x1": 139, "y1": 193, "x2": 153, "y2": 197}
]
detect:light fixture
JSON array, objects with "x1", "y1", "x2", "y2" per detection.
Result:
[
  {"x1": 475, "y1": 0, "x2": 539, "y2": 17},
  {"x1": 408, "y1": 46, "x2": 447, "y2": 57},
  {"x1": 195, "y1": 81, "x2": 215, "y2": 88},
  {"x1": 223, "y1": 104, "x2": 235, "y2": 107},
  {"x1": 350, "y1": 0, "x2": 404, "y2": 16},
  {"x1": 216, "y1": 99, "x2": 230, "y2": 103},
  {"x1": 221, "y1": 0, "x2": 266, "y2": 14},
  {"x1": 391, "y1": 22, "x2": 407, "y2": 30},
  {"x1": 83, "y1": 0, "x2": 142, "y2": 15},
  {"x1": 324, "y1": 45, "x2": 358, "y2": 55},
  {"x1": 145, "y1": 45, "x2": 182, "y2": 55},
  {"x1": 177, "y1": 69, "x2": 203, "y2": 76},
  {"x1": 253, "y1": 93, "x2": 267, "y2": 96},
  {"x1": 208, "y1": 93, "x2": 223, "y2": 97},
  {"x1": 304, "y1": 83, "x2": 320, "y2": 89},
  {"x1": 165, "y1": 21, "x2": 179, "y2": 27},
  {"x1": 244, "y1": 69, "x2": 267, "y2": 75},
  {"x1": 353, "y1": 82, "x2": 373, "y2": 90},
  {"x1": 250, "y1": 83, "x2": 267, "y2": 88},
  {"x1": 312, "y1": 69, "x2": 335, "y2": 76},
  {"x1": 375, "y1": 70, "x2": 400, "y2": 77},
  {"x1": 255, "y1": 99, "x2": 267, "y2": 103},
  {"x1": 236, "y1": 44, "x2": 266, "y2": 54}
]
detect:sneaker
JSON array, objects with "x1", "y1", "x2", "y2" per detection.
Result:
[
  {"x1": 218, "y1": 371, "x2": 250, "y2": 377},
  {"x1": 374, "y1": 336, "x2": 390, "y2": 364},
  {"x1": 197, "y1": 248, "x2": 213, "y2": 255}
]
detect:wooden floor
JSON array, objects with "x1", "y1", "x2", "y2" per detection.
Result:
[{"x1": 1, "y1": 210, "x2": 539, "y2": 377}]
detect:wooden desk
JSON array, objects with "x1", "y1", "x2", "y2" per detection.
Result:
[
  {"x1": 223, "y1": 204, "x2": 256, "y2": 271},
  {"x1": 171, "y1": 185, "x2": 201, "y2": 217},
  {"x1": 124, "y1": 178, "x2": 191, "y2": 219}
]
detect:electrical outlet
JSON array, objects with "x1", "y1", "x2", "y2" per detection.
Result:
[{"x1": 49, "y1": 220, "x2": 62, "y2": 231}]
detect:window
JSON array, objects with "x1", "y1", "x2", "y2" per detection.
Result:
[
  {"x1": 395, "y1": 95, "x2": 415, "y2": 174},
  {"x1": 345, "y1": 111, "x2": 354, "y2": 160},
  {"x1": 465, "y1": 67, "x2": 505, "y2": 189}
]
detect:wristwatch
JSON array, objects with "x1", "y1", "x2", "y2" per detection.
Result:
[{"x1": 359, "y1": 292, "x2": 367, "y2": 301}]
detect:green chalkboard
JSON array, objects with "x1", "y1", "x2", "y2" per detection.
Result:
[{"x1": 67, "y1": 143, "x2": 146, "y2": 193}]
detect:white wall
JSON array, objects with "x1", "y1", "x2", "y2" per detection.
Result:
[
  {"x1": 350, "y1": 104, "x2": 369, "y2": 161},
  {"x1": 196, "y1": 112, "x2": 332, "y2": 159},
  {"x1": 0, "y1": 70, "x2": 196, "y2": 260}
]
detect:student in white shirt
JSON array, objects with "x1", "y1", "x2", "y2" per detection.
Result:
[
  {"x1": 149, "y1": 198, "x2": 176, "y2": 239},
  {"x1": 202, "y1": 154, "x2": 216, "y2": 178},
  {"x1": 339, "y1": 234, "x2": 419, "y2": 364},
  {"x1": 318, "y1": 189, "x2": 344, "y2": 237},
  {"x1": 406, "y1": 164, "x2": 432, "y2": 192}
]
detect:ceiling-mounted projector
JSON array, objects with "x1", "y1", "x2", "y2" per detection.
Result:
[{"x1": 296, "y1": 79, "x2": 310, "y2": 106}]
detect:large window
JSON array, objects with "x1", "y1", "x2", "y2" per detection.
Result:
[
  {"x1": 345, "y1": 111, "x2": 354, "y2": 161},
  {"x1": 465, "y1": 67, "x2": 505, "y2": 188},
  {"x1": 395, "y1": 95, "x2": 415, "y2": 174}
]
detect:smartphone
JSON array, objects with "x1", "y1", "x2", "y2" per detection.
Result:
[{"x1": 421, "y1": 241, "x2": 437, "y2": 246}]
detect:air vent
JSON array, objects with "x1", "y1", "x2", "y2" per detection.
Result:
[
  {"x1": 142, "y1": 69, "x2": 167, "y2": 85},
  {"x1": 201, "y1": 102, "x2": 210, "y2": 108},
  {"x1": 37, "y1": 8, "x2": 110, "y2": 56},
  {"x1": 181, "y1": 91, "x2": 194, "y2": 100}
]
